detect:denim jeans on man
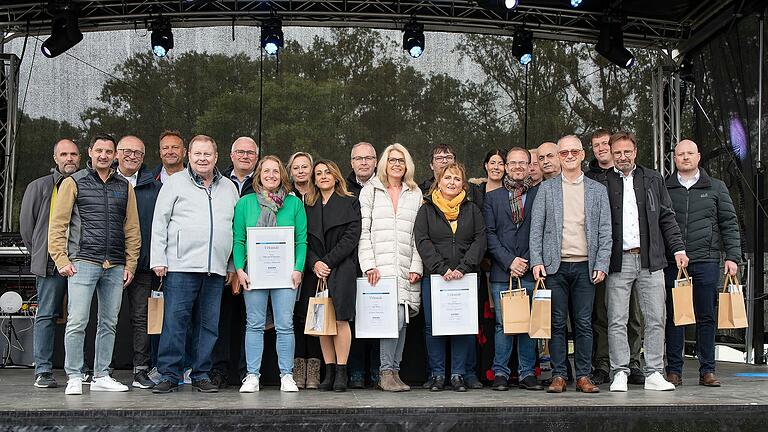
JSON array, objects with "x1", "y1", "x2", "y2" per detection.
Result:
[
  {"x1": 490, "y1": 277, "x2": 537, "y2": 380},
  {"x1": 607, "y1": 252, "x2": 666, "y2": 377},
  {"x1": 663, "y1": 262, "x2": 720, "y2": 376},
  {"x1": 64, "y1": 261, "x2": 124, "y2": 379},
  {"x1": 549, "y1": 261, "x2": 595, "y2": 380},
  {"x1": 422, "y1": 276, "x2": 474, "y2": 377},
  {"x1": 243, "y1": 287, "x2": 296, "y2": 376},
  {"x1": 33, "y1": 273, "x2": 67, "y2": 375},
  {"x1": 157, "y1": 272, "x2": 224, "y2": 383}
]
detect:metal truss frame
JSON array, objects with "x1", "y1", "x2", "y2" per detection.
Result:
[
  {"x1": 0, "y1": 54, "x2": 19, "y2": 232},
  {"x1": 652, "y1": 65, "x2": 681, "y2": 177}
]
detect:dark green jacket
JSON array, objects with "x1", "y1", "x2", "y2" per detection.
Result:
[{"x1": 665, "y1": 169, "x2": 742, "y2": 264}]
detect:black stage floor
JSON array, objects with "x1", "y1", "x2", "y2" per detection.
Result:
[{"x1": 0, "y1": 360, "x2": 766, "y2": 431}]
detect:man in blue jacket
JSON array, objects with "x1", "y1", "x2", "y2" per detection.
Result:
[{"x1": 483, "y1": 147, "x2": 542, "y2": 391}]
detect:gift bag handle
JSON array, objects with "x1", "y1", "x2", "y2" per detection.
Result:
[
  {"x1": 316, "y1": 277, "x2": 328, "y2": 295},
  {"x1": 157, "y1": 277, "x2": 163, "y2": 292},
  {"x1": 676, "y1": 267, "x2": 690, "y2": 281},
  {"x1": 721, "y1": 273, "x2": 734, "y2": 293},
  {"x1": 508, "y1": 276, "x2": 523, "y2": 291}
]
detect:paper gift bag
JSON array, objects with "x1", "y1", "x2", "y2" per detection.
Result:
[
  {"x1": 305, "y1": 279, "x2": 338, "y2": 336},
  {"x1": 500, "y1": 277, "x2": 530, "y2": 335},
  {"x1": 528, "y1": 278, "x2": 551, "y2": 339},
  {"x1": 147, "y1": 279, "x2": 164, "y2": 335},
  {"x1": 672, "y1": 267, "x2": 696, "y2": 326},
  {"x1": 718, "y1": 274, "x2": 748, "y2": 329}
]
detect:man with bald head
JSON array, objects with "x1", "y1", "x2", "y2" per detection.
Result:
[
  {"x1": 20, "y1": 139, "x2": 81, "y2": 388},
  {"x1": 116, "y1": 135, "x2": 163, "y2": 389},
  {"x1": 226, "y1": 137, "x2": 259, "y2": 196},
  {"x1": 537, "y1": 142, "x2": 561, "y2": 180},
  {"x1": 663, "y1": 139, "x2": 741, "y2": 387}
]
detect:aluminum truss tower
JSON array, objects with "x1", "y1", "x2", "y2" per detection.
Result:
[
  {"x1": 0, "y1": 54, "x2": 19, "y2": 232},
  {"x1": 652, "y1": 65, "x2": 681, "y2": 177}
]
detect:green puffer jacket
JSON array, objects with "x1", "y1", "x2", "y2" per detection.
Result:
[{"x1": 665, "y1": 168, "x2": 742, "y2": 264}]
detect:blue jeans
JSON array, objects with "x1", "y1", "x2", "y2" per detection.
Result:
[
  {"x1": 549, "y1": 262, "x2": 595, "y2": 380},
  {"x1": 422, "y1": 277, "x2": 475, "y2": 377},
  {"x1": 33, "y1": 273, "x2": 67, "y2": 375},
  {"x1": 243, "y1": 288, "x2": 296, "y2": 376},
  {"x1": 664, "y1": 262, "x2": 720, "y2": 376},
  {"x1": 491, "y1": 278, "x2": 537, "y2": 380},
  {"x1": 157, "y1": 272, "x2": 224, "y2": 383},
  {"x1": 64, "y1": 261, "x2": 124, "y2": 379}
]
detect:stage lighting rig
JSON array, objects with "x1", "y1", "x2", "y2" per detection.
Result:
[
  {"x1": 570, "y1": 0, "x2": 583, "y2": 7},
  {"x1": 402, "y1": 21, "x2": 425, "y2": 58},
  {"x1": 476, "y1": 0, "x2": 520, "y2": 12},
  {"x1": 595, "y1": 18, "x2": 635, "y2": 69},
  {"x1": 512, "y1": 30, "x2": 533, "y2": 65},
  {"x1": 41, "y1": 4, "x2": 83, "y2": 58},
  {"x1": 150, "y1": 18, "x2": 174, "y2": 58},
  {"x1": 261, "y1": 17, "x2": 284, "y2": 55}
]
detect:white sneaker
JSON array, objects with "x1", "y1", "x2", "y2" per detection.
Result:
[
  {"x1": 65, "y1": 378, "x2": 83, "y2": 395},
  {"x1": 90, "y1": 376, "x2": 130, "y2": 392},
  {"x1": 644, "y1": 372, "x2": 676, "y2": 391},
  {"x1": 183, "y1": 368, "x2": 192, "y2": 385},
  {"x1": 610, "y1": 371, "x2": 628, "y2": 392},
  {"x1": 280, "y1": 374, "x2": 299, "y2": 392},
  {"x1": 240, "y1": 374, "x2": 260, "y2": 393}
]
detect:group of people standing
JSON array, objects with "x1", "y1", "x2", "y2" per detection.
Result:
[{"x1": 19, "y1": 128, "x2": 740, "y2": 397}]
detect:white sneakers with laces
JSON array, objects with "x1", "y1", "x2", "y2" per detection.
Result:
[
  {"x1": 644, "y1": 372, "x2": 676, "y2": 391},
  {"x1": 240, "y1": 374, "x2": 260, "y2": 393},
  {"x1": 610, "y1": 371, "x2": 628, "y2": 392},
  {"x1": 65, "y1": 378, "x2": 83, "y2": 395},
  {"x1": 90, "y1": 376, "x2": 130, "y2": 392},
  {"x1": 280, "y1": 374, "x2": 299, "y2": 392}
]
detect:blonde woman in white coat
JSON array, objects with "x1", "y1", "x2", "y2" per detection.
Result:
[{"x1": 358, "y1": 143, "x2": 423, "y2": 392}]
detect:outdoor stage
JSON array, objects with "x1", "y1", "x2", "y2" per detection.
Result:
[{"x1": 0, "y1": 360, "x2": 766, "y2": 431}]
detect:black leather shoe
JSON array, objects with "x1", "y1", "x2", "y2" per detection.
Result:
[
  {"x1": 590, "y1": 369, "x2": 610, "y2": 385},
  {"x1": 491, "y1": 375, "x2": 509, "y2": 391},
  {"x1": 451, "y1": 375, "x2": 467, "y2": 392},
  {"x1": 192, "y1": 379, "x2": 219, "y2": 393},
  {"x1": 463, "y1": 374, "x2": 484, "y2": 389},
  {"x1": 519, "y1": 375, "x2": 544, "y2": 391},
  {"x1": 430, "y1": 376, "x2": 445, "y2": 392},
  {"x1": 152, "y1": 380, "x2": 178, "y2": 394},
  {"x1": 628, "y1": 368, "x2": 645, "y2": 385}
]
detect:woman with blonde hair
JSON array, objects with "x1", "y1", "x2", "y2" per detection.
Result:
[
  {"x1": 358, "y1": 143, "x2": 423, "y2": 392},
  {"x1": 303, "y1": 160, "x2": 362, "y2": 392},
  {"x1": 233, "y1": 155, "x2": 307, "y2": 393},
  {"x1": 288, "y1": 152, "x2": 314, "y2": 199}
]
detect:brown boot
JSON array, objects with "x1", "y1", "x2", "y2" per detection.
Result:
[
  {"x1": 666, "y1": 372, "x2": 683, "y2": 387},
  {"x1": 293, "y1": 358, "x2": 306, "y2": 389},
  {"x1": 576, "y1": 377, "x2": 600, "y2": 393},
  {"x1": 547, "y1": 376, "x2": 567, "y2": 393},
  {"x1": 306, "y1": 358, "x2": 321, "y2": 389},
  {"x1": 378, "y1": 370, "x2": 401, "y2": 392},
  {"x1": 699, "y1": 373, "x2": 721, "y2": 387},
  {"x1": 393, "y1": 371, "x2": 410, "y2": 391}
]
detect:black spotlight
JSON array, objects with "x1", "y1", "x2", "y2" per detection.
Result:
[
  {"x1": 512, "y1": 30, "x2": 533, "y2": 65},
  {"x1": 151, "y1": 18, "x2": 174, "y2": 57},
  {"x1": 402, "y1": 21, "x2": 425, "y2": 58},
  {"x1": 595, "y1": 19, "x2": 635, "y2": 68},
  {"x1": 261, "y1": 17, "x2": 284, "y2": 55},
  {"x1": 41, "y1": 6, "x2": 83, "y2": 58}
]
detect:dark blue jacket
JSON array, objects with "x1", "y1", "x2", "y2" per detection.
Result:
[
  {"x1": 482, "y1": 184, "x2": 539, "y2": 283},
  {"x1": 135, "y1": 165, "x2": 163, "y2": 272}
]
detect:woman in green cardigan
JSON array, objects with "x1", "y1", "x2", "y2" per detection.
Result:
[{"x1": 233, "y1": 155, "x2": 308, "y2": 393}]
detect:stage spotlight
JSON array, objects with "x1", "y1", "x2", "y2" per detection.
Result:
[
  {"x1": 570, "y1": 0, "x2": 583, "y2": 7},
  {"x1": 150, "y1": 18, "x2": 174, "y2": 57},
  {"x1": 261, "y1": 17, "x2": 284, "y2": 55},
  {"x1": 595, "y1": 20, "x2": 635, "y2": 68},
  {"x1": 477, "y1": 0, "x2": 519, "y2": 11},
  {"x1": 41, "y1": 6, "x2": 83, "y2": 58},
  {"x1": 512, "y1": 30, "x2": 533, "y2": 65},
  {"x1": 402, "y1": 21, "x2": 425, "y2": 58},
  {"x1": 505, "y1": 0, "x2": 520, "y2": 9}
]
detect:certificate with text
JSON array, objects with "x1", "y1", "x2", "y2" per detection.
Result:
[
  {"x1": 355, "y1": 277, "x2": 399, "y2": 339},
  {"x1": 247, "y1": 226, "x2": 295, "y2": 289},
  {"x1": 430, "y1": 273, "x2": 479, "y2": 336}
]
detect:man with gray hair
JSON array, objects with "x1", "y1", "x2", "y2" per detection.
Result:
[
  {"x1": 537, "y1": 142, "x2": 561, "y2": 180},
  {"x1": 529, "y1": 135, "x2": 612, "y2": 394},
  {"x1": 346, "y1": 142, "x2": 377, "y2": 197}
]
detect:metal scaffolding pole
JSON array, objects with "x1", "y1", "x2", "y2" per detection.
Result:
[
  {"x1": 0, "y1": 53, "x2": 19, "y2": 232},
  {"x1": 652, "y1": 66, "x2": 681, "y2": 176},
  {"x1": 752, "y1": 11, "x2": 766, "y2": 365}
]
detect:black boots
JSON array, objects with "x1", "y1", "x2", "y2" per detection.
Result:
[
  {"x1": 318, "y1": 364, "x2": 336, "y2": 391},
  {"x1": 334, "y1": 365, "x2": 348, "y2": 392}
]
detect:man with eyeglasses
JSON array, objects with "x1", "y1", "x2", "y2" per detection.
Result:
[
  {"x1": 347, "y1": 142, "x2": 377, "y2": 197},
  {"x1": 115, "y1": 135, "x2": 163, "y2": 389},
  {"x1": 529, "y1": 135, "x2": 611, "y2": 394},
  {"x1": 585, "y1": 129, "x2": 645, "y2": 386},
  {"x1": 153, "y1": 130, "x2": 187, "y2": 183},
  {"x1": 604, "y1": 131, "x2": 687, "y2": 393},
  {"x1": 419, "y1": 143, "x2": 457, "y2": 193},
  {"x1": 528, "y1": 149, "x2": 543, "y2": 186},
  {"x1": 537, "y1": 142, "x2": 561, "y2": 180}
]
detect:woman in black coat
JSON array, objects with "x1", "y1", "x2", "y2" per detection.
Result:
[
  {"x1": 415, "y1": 162, "x2": 487, "y2": 392},
  {"x1": 303, "y1": 159, "x2": 362, "y2": 392}
]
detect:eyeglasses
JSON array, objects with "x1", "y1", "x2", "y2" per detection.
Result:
[
  {"x1": 558, "y1": 149, "x2": 582, "y2": 158},
  {"x1": 118, "y1": 148, "x2": 145, "y2": 158},
  {"x1": 233, "y1": 150, "x2": 257, "y2": 157},
  {"x1": 613, "y1": 150, "x2": 635, "y2": 158},
  {"x1": 352, "y1": 156, "x2": 377, "y2": 162},
  {"x1": 432, "y1": 155, "x2": 455, "y2": 163},
  {"x1": 506, "y1": 161, "x2": 528, "y2": 168},
  {"x1": 388, "y1": 157, "x2": 406, "y2": 166}
]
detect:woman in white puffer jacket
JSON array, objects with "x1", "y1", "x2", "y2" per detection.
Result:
[{"x1": 358, "y1": 143, "x2": 423, "y2": 392}]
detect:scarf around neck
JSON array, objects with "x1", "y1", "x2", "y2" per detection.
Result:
[
  {"x1": 255, "y1": 188, "x2": 287, "y2": 227},
  {"x1": 432, "y1": 189, "x2": 465, "y2": 233},
  {"x1": 503, "y1": 175, "x2": 532, "y2": 224}
]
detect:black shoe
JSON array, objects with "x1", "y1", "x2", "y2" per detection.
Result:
[
  {"x1": 319, "y1": 364, "x2": 336, "y2": 391},
  {"x1": 519, "y1": 375, "x2": 544, "y2": 391},
  {"x1": 628, "y1": 368, "x2": 645, "y2": 385},
  {"x1": 590, "y1": 369, "x2": 610, "y2": 385},
  {"x1": 463, "y1": 374, "x2": 484, "y2": 389},
  {"x1": 34, "y1": 372, "x2": 57, "y2": 388},
  {"x1": 422, "y1": 375, "x2": 440, "y2": 390},
  {"x1": 334, "y1": 365, "x2": 348, "y2": 392},
  {"x1": 191, "y1": 379, "x2": 219, "y2": 393},
  {"x1": 132, "y1": 370, "x2": 155, "y2": 389},
  {"x1": 491, "y1": 375, "x2": 509, "y2": 391},
  {"x1": 451, "y1": 375, "x2": 467, "y2": 392},
  {"x1": 210, "y1": 370, "x2": 229, "y2": 389},
  {"x1": 348, "y1": 371, "x2": 365, "y2": 389},
  {"x1": 429, "y1": 376, "x2": 444, "y2": 392},
  {"x1": 152, "y1": 380, "x2": 179, "y2": 394}
]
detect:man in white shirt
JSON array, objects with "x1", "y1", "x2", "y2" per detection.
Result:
[{"x1": 153, "y1": 130, "x2": 186, "y2": 183}]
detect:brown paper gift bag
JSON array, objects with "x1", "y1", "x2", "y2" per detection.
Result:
[
  {"x1": 147, "y1": 278, "x2": 164, "y2": 335},
  {"x1": 305, "y1": 278, "x2": 338, "y2": 336},
  {"x1": 500, "y1": 277, "x2": 530, "y2": 335},
  {"x1": 672, "y1": 267, "x2": 696, "y2": 326},
  {"x1": 528, "y1": 278, "x2": 551, "y2": 339},
  {"x1": 718, "y1": 274, "x2": 748, "y2": 329}
]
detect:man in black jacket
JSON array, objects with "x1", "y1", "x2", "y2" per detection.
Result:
[
  {"x1": 585, "y1": 129, "x2": 645, "y2": 385},
  {"x1": 605, "y1": 131, "x2": 688, "y2": 393},
  {"x1": 115, "y1": 135, "x2": 163, "y2": 389},
  {"x1": 664, "y1": 139, "x2": 742, "y2": 387},
  {"x1": 346, "y1": 142, "x2": 377, "y2": 197}
]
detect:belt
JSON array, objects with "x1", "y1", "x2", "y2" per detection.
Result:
[{"x1": 624, "y1": 247, "x2": 641, "y2": 254}]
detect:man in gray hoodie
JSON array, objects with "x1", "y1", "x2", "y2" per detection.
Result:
[{"x1": 19, "y1": 139, "x2": 80, "y2": 389}]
